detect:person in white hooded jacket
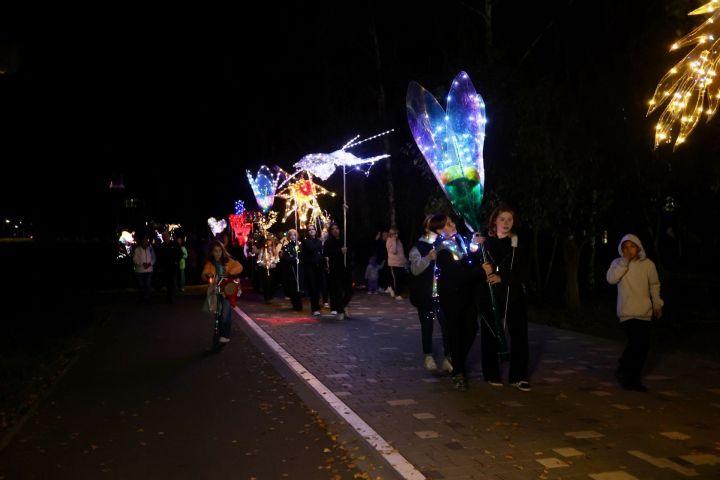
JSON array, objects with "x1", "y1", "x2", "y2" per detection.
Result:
[{"x1": 606, "y1": 233, "x2": 663, "y2": 392}]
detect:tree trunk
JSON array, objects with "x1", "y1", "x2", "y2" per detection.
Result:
[
  {"x1": 562, "y1": 235, "x2": 581, "y2": 309},
  {"x1": 587, "y1": 235, "x2": 596, "y2": 293},
  {"x1": 533, "y1": 228, "x2": 542, "y2": 295},
  {"x1": 484, "y1": 0, "x2": 493, "y2": 64},
  {"x1": 544, "y1": 233, "x2": 558, "y2": 292},
  {"x1": 370, "y1": 20, "x2": 396, "y2": 228}
]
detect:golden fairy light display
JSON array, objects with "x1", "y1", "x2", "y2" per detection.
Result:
[
  {"x1": 648, "y1": 0, "x2": 720, "y2": 149},
  {"x1": 277, "y1": 173, "x2": 335, "y2": 229},
  {"x1": 258, "y1": 211, "x2": 278, "y2": 234}
]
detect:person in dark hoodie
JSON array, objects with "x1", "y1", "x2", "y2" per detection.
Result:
[
  {"x1": 428, "y1": 213, "x2": 484, "y2": 391},
  {"x1": 607, "y1": 233, "x2": 663, "y2": 392},
  {"x1": 409, "y1": 215, "x2": 451, "y2": 373},
  {"x1": 477, "y1": 204, "x2": 532, "y2": 391}
]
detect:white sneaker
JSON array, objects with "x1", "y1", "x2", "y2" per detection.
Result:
[
  {"x1": 511, "y1": 381, "x2": 532, "y2": 392},
  {"x1": 312, "y1": 311, "x2": 321, "y2": 316},
  {"x1": 386, "y1": 287, "x2": 395, "y2": 297},
  {"x1": 424, "y1": 355, "x2": 438, "y2": 371},
  {"x1": 330, "y1": 310, "x2": 338, "y2": 315},
  {"x1": 395, "y1": 295, "x2": 403, "y2": 300},
  {"x1": 336, "y1": 313, "x2": 345, "y2": 320},
  {"x1": 441, "y1": 357, "x2": 453, "y2": 373},
  {"x1": 218, "y1": 336, "x2": 231, "y2": 344}
]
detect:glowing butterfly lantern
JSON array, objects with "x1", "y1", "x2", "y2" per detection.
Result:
[
  {"x1": 207, "y1": 217, "x2": 227, "y2": 236},
  {"x1": 406, "y1": 71, "x2": 487, "y2": 231},
  {"x1": 246, "y1": 166, "x2": 279, "y2": 213}
]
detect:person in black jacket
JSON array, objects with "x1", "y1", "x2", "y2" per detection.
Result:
[
  {"x1": 478, "y1": 204, "x2": 532, "y2": 391},
  {"x1": 301, "y1": 224, "x2": 324, "y2": 316},
  {"x1": 155, "y1": 230, "x2": 182, "y2": 303},
  {"x1": 428, "y1": 213, "x2": 484, "y2": 391},
  {"x1": 279, "y1": 229, "x2": 303, "y2": 311},
  {"x1": 409, "y1": 215, "x2": 451, "y2": 373},
  {"x1": 324, "y1": 222, "x2": 353, "y2": 320}
]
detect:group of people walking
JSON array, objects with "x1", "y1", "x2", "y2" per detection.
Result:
[
  {"x1": 406, "y1": 204, "x2": 531, "y2": 392},
  {"x1": 405, "y1": 202, "x2": 663, "y2": 393},
  {"x1": 248, "y1": 222, "x2": 354, "y2": 320},
  {"x1": 132, "y1": 201, "x2": 664, "y2": 394}
]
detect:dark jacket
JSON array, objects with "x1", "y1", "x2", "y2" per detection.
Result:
[
  {"x1": 280, "y1": 240, "x2": 302, "y2": 295},
  {"x1": 481, "y1": 234, "x2": 529, "y2": 306},
  {"x1": 323, "y1": 235, "x2": 349, "y2": 274},
  {"x1": 433, "y1": 234, "x2": 484, "y2": 302},
  {"x1": 300, "y1": 237, "x2": 323, "y2": 267}
]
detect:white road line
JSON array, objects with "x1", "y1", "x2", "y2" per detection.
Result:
[{"x1": 233, "y1": 306, "x2": 426, "y2": 480}]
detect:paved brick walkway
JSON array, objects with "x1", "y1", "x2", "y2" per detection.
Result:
[{"x1": 236, "y1": 289, "x2": 720, "y2": 480}]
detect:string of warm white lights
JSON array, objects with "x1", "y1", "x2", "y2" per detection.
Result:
[
  {"x1": 648, "y1": 0, "x2": 720, "y2": 149},
  {"x1": 277, "y1": 173, "x2": 336, "y2": 229},
  {"x1": 257, "y1": 211, "x2": 278, "y2": 234}
]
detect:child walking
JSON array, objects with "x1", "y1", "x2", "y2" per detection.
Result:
[
  {"x1": 365, "y1": 256, "x2": 384, "y2": 294},
  {"x1": 606, "y1": 234, "x2": 664, "y2": 392}
]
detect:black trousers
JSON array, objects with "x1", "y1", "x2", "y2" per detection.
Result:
[
  {"x1": 328, "y1": 268, "x2": 353, "y2": 313},
  {"x1": 259, "y1": 267, "x2": 276, "y2": 301},
  {"x1": 618, "y1": 319, "x2": 651, "y2": 384},
  {"x1": 389, "y1": 266, "x2": 405, "y2": 295},
  {"x1": 417, "y1": 298, "x2": 449, "y2": 356},
  {"x1": 440, "y1": 296, "x2": 478, "y2": 377},
  {"x1": 479, "y1": 301, "x2": 529, "y2": 384},
  {"x1": 303, "y1": 263, "x2": 323, "y2": 312}
]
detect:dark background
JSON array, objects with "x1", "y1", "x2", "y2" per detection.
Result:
[{"x1": 1, "y1": 1, "x2": 719, "y2": 332}]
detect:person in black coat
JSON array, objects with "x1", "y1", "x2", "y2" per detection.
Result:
[
  {"x1": 155, "y1": 230, "x2": 182, "y2": 303},
  {"x1": 478, "y1": 204, "x2": 531, "y2": 391},
  {"x1": 301, "y1": 224, "x2": 324, "y2": 316},
  {"x1": 324, "y1": 222, "x2": 353, "y2": 320},
  {"x1": 279, "y1": 229, "x2": 303, "y2": 311},
  {"x1": 428, "y1": 213, "x2": 484, "y2": 391}
]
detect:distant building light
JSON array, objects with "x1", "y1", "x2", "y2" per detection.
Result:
[{"x1": 109, "y1": 175, "x2": 125, "y2": 190}]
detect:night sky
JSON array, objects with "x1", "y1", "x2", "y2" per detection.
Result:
[{"x1": 2, "y1": 1, "x2": 718, "y2": 240}]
